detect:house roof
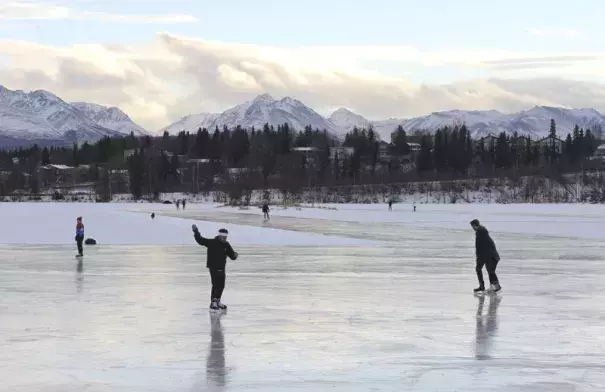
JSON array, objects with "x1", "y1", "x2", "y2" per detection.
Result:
[
  {"x1": 42, "y1": 164, "x2": 73, "y2": 170},
  {"x1": 293, "y1": 147, "x2": 318, "y2": 151},
  {"x1": 537, "y1": 135, "x2": 564, "y2": 143}
]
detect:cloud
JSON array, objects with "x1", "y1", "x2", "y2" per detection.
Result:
[
  {"x1": 525, "y1": 28, "x2": 583, "y2": 38},
  {"x1": 1, "y1": 33, "x2": 605, "y2": 131},
  {"x1": 0, "y1": 1, "x2": 197, "y2": 23}
]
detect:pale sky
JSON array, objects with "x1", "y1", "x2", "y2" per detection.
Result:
[{"x1": 2, "y1": 0, "x2": 605, "y2": 130}]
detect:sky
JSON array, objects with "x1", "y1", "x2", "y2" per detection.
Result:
[{"x1": 1, "y1": 0, "x2": 605, "y2": 131}]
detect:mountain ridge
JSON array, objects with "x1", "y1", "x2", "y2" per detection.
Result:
[
  {"x1": 2, "y1": 85, "x2": 604, "y2": 148},
  {"x1": 160, "y1": 95, "x2": 605, "y2": 140},
  {"x1": 0, "y1": 86, "x2": 148, "y2": 147}
]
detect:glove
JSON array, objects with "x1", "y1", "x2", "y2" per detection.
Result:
[
  {"x1": 192, "y1": 224, "x2": 198, "y2": 232},
  {"x1": 234, "y1": 252, "x2": 239, "y2": 259}
]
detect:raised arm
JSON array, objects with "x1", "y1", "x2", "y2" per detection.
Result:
[{"x1": 192, "y1": 224, "x2": 210, "y2": 247}]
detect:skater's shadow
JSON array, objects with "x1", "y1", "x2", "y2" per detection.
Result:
[
  {"x1": 202, "y1": 311, "x2": 228, "y2": 390},
  {"x1": 474, "y1": 294, "x2": 501, "y2": 360}
]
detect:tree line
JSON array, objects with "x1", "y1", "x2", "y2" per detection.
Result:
[{"x1": 0, "y1": 120, "x2": 603, "y2": 200}]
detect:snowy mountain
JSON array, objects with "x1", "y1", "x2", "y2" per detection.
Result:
[
  {"x1": 161, "y1": 94, "x2": 605, "y2": 141},
  {"x1": 328, "y1": 107, "x2": 605, "y2": 140},
  {"x1": 71, "y1": 102, "x2": 147, "y2": 136},
  {"x1": 499, "y1": 106, "x2": 605, "y2": 138},
  {"x1": 396, "y1": 110, "x2": 507, "y2": 138},
  {"x1": 0, "y1": 86, "x2": 147, "y2": 147},
  {"x1": 328, "y1": 108, "x2": 372, "y2": 130},
  {"x1": 158, "y1": 112, "x2": 220, "y2": 135},
  {"x1": 209, "y1": 94, "x2": 336, "y2": 133},
  {"x1": 161, "y1": 94, "x2": 337, "y2": 135}
]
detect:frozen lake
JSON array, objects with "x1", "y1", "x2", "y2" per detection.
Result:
[{"x1": 1, "y1": 203, "x2": 605, "y2": 391}]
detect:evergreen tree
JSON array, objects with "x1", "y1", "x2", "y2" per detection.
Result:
[
  {"x1": 549, "y1": 119, "x2": 557, "y2": 137},
  {"x1": 565, "y1": 133, "x2": 574, "y2": 163},
  {"x1": 41, "y1": 147, "x2": 50, "y2": 165},
  {"x1": 128, "y1": 149, "x2": 145, "y2": 199},
  {"x1": 416, "y1": 134, "x2": 433, "y2": 172},
  {"x1": 72, "y1": 143, "x2": 79, "y2": 166}
]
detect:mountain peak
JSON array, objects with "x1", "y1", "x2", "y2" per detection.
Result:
[
  {"x1": 331, "y1": 108, "x2": 356, "y2": 116},
  {"x1": 252, "y1": 93, "x2": 275, "y2": 103},
  {"x1": 31, "y1": 89, "x2": 62, "y2": 102}
]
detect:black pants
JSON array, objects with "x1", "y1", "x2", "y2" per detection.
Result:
[
  {"x1": 476, "y1": 257, "x2": 499, "y2": 287},
  {"x1": 76, "y1": 236, "x2": 84, "y2": 255},
  {"x1": 209, "y1": 269, "x2": 226, "y2": 301}
]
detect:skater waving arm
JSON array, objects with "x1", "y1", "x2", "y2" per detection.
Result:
[{"x1": 192, "y1": 224, "x2": 211, "y2": 247}]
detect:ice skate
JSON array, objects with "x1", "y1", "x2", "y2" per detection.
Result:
[
  {"x1": 486, "y1": 283, "x2": 501, "y2": 294},
  {"x1": 473, "y1": 286, "x2": 485, "y2": 294},
  {"x1": 209, "y1": 299, "x2": 220, "y2": 310},
  {"x1": 216, "y1": 300, "x2": 227, "y2": 310}
]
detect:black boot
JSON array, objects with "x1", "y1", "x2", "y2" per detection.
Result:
[{"x1": 474, "y1": 286, "x2": 485, "y2": 293}]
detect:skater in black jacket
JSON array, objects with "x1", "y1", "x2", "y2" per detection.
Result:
[
  {"x1": 192, "y1": 225, "x2": 238, "y2": 310},
  {"x1": 470, "y1": 219, "x2": 501, "y2": 293}
]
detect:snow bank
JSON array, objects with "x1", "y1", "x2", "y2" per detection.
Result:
[{"x1": 0, "y1": 203, "x2": 376, "y2": 246}]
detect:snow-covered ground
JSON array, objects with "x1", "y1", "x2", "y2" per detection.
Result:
[{"x1": 1, "y1": 202, "x2": 605, "y2": 391}]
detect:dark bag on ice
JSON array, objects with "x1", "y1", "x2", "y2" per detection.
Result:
[{"x1": 85, "y1": 238, "x2": 97, "y2": 245}]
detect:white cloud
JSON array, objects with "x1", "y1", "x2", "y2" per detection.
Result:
[
  {"x1": 1, "y1": 33, "x2": 605, "y2": 131},
  {"x1": 0, "y1": 2, "x2": 197, "y2": 23},
  {"x1": 525, "y1": 28, "x2": 583, "y2": 38}
]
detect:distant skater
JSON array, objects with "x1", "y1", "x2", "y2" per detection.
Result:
[
  {"x1": 182, "y1": 199, "x2": 186, "y2": 210},
  {"x1": 176, "y1": 200, "x2": 181, "y2": 210},
  {"x1": 75, "y1": 216, "x2": 84, "y2": 257},
  {"x1": 471, "y1": 219, "x2": 501, "y2": 293},
  {"x1": 262, "y1": 203, "x2": 270, "y2": 221},
  {"x1": 192, "y1": 225, "x2": 238, "y2": 310},
  {"x1": 151, "y1": 213, "x2": 155, "y2": 219},
  {"x1": 413, "y1": 204, "x2": 416, "y2": 212},
  {"x1": 388, "y1": 200, "x2": 392, "y2": 211}
]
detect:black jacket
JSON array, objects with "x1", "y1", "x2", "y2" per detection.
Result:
[
  {"x1": 475, "y1": 225, "x2": 500, "y2": 262},
  {"x1": 194, "y1": 231, "x2": 237, "y2": 270}
]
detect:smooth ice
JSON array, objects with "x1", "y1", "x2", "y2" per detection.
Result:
[{"x1": 2, "y1": 207, "x2": 605, "y2": 391}]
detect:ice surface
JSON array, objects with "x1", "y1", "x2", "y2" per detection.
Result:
[
  {"x1": 194, "y1": 203, "x2": 605, "y2": 240},
  {"x1": 0, "y1": 203, "x2": 375, "y2": 246},
  {"x1": 1, "y1": 203, "x2": 605, "y2": 391}
]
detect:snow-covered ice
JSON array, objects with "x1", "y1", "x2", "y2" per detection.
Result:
[
  {"x1": 1, "y1": 202, "x2": 605, "y2": 391},
  {"x1": 0, "y1": 203, "x2": 375, "y2": 246}
]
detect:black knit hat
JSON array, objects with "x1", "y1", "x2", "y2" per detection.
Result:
[
  {"x1": 218, "y1": 228, "x2": 228, "y2": 235},
  {"x1": 470, "y1": 219, "x2": 480, "y2": 226}
]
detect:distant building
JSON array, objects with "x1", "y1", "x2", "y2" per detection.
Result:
[
  {"x1": 187, "y1": 159, "x2": 220, "y2": 192},
  {"x1": 330, "y1": 147, "x2": 355, "y2": 161},
  {"x1": 292, "y1": 147, "x2": 319, "y2": 156},
  {"x1": 474, "y1": 135, "x2": 498, "y2": 150},
  {"x1": 378, "y1": 141, "x2": 393, "y2": 161},
  {"x1": 537, "y1": 135, "x2": 565, "y2": 154},
  {"x1": 38, "y1": 164, "x2": 77, "y2": 189},
  {"x1": 123, "y1": 149, "x2": 137, "y2": 159},
  {"x1": 329, "y1": 147, "x2": 355, "y2": 160},
  {"x1": 406, "y1": 142, "x2": 421, "y2": 152},
  {"x1": 594, "y1": 144, "x2": 605, "y2": 160}
]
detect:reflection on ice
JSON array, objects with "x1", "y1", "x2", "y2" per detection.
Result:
[
  {"x1": 76, "y1": 259, "x2": 84, "y2": 294},
  {"x1": 207, "y1": 312, "x2": 227, "y2": 390},
  {"x1": 474, "y1": 294, "x2": 501, "y2": 360}
]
